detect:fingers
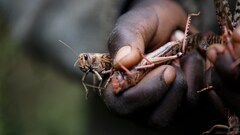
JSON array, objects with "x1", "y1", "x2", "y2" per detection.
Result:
[
  {"x1": 103, "y1": 64, "x2": 187, "y2": 128},
  {"x1": 232, "y1": 25, "x2": 240, "y2": 58},
  {"x1": 180, "y1": 49, "x2": 205, "y2": 105},
  {"x1": 108, "y1": 0, "x2": 187, "y2": 69},
  {"x1": 102, "y1": 65, "x2": 178, "y2": 115},
  {"x1": 207, "y1": 44, "x2": 240, "y2": 89},
  {"x1": 148, "y1": 65, "x2": 187, "y2": 128},
  {"x1": 207, "y1": 44, "x2": 240, "y2": 115},
  {"x1": 211, "y1": 68, "x2": 240, "y2": 116}
]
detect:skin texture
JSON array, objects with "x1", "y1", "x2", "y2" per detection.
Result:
[
  {"x1": 108, "y1": 0, "x2": 187, "y2": 69},
  {"x1": 206, "y1": 25, "x2": 240, "y2": 116},
  {"x1": 103, "y1": 0, "x2": 207, "y2": 128}
]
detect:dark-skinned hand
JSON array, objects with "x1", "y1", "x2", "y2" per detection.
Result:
[
  {"x1": 102, "y1": 0, "x2": 205, "y2": 128},
  {"x1": 207, "y1": 25, "x2": 240, "y2": 117}
]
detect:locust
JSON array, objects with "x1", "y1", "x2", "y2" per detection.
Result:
[
  {"x1": 198, "y1": 0, "x2": 240, "y2": 93},
  {"x1": 202, "y1": 111, "x2": 240, "y2": 135},
  {"x1": 110, "y1": 41, "x2": 182, "y2": 94},
  {"x1": 108, "y1": 12, "x2": 205, "y2": 94},
  {"x1": 59, "y1": 40, "x2": 112, "y2": 99},
  {"x1": 213, "y1": 0, "x2": 240, "y2": 61}
]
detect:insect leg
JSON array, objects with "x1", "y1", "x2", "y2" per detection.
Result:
[
  {"x1": 135, "y1": 52, "x2": 182, "y2": 69},
  {"x1": 182, "y1": 12, "x2": 200, "y2": 54},
  {"x1": 118, "y1": 62, "x2": 133, "y2": 76},
  {"x1": 136, "y1": 48, "x2": 155, "y2": 68},
  {"x1": 104, "y1": 75, "x2": 113, "y2": 89},
  {"x1": 92, "y1": 70, "x2": 103, "y2": 96},
  {"x1": 136, "y1": 52, "x2": 183, "y2": 69},
  {"x1": 102, "y1": 68, "x2": 114, "y2": 88},
  {"x1": 197, "y1": 86, "x2": 214, "y2": 93},
  {"x1": 101, "y1": 69, "x2": 112, "y2": 74},
  {"x1": 82, "y1": 71, "x2": 90, "y2": 99},
  {"x1": 202, "y1": 124, "x2": 229, "y2": 135}
]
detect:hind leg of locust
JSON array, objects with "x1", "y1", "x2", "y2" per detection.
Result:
[{"x1": 135, "y1": 52, "x2": 183, "y2": 69}]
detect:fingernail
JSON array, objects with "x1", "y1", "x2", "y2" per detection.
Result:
[
  {"x1": 114, "y1": 46, "x2": 132, "y2": 65},
  {"x1": 207, "y1": 47, "x2": 217, "y2": 63},
  {"x1": 163, "y1": 66, "x2": 176, "y2": 85}
]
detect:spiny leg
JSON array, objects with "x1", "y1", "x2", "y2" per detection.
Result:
[{"x1": 182, "y1": 12, "x2": 200, "y2": 54}]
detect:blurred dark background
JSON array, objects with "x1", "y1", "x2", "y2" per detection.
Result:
[{"x1": 0, "y1": 0, "x2": 234, "y2": 135}]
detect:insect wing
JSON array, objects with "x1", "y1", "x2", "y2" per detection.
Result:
[
  {"x1": 234, "y1": 0, "x2": 240, "y2": 26},
  {"x1": 99, "y1": 53, "x2": 111, "y2": 63},
  {"x1": 214, "y1": 0, "x2": 233, "y2": 32}
]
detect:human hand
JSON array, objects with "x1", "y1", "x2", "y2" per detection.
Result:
[
  {"x1": 206, "y1": 25, "x2": 240, "y2": 116},
  {"x1": 102, "y1": 0, "x2": 204, "y2": 128}
]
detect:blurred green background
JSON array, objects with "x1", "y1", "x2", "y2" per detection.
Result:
[{"x1": 0, "y1": 18, "x2": 88, "y2": 135}]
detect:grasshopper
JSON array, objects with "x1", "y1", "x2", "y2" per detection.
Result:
[
  {"x1": 202, "y1": 111, "x2": 240, "y2": 135},
  {"x1": 110, "y1": 41, "x2": 183, "y2": 94},
  {"x1": 59, "y1": 40, "x2": 112, "y2": 99},
  {"x1": 198, "y1": 0, "x2": 240, "y2": 93},
  {"x1": 214, "y1": 0, "x2": 240, "y2": 61},
  {"x1": 108, "y1": 12, "x2": 203, "y2": 94}
]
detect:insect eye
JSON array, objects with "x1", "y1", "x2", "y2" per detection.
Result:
[{"x1": 84, "y1": 54, "x2": 88, "y2": 60}]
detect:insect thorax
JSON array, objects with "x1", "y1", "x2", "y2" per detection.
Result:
[{"x1": 78, "y1": 53, "x2": 112, "y2": 74}]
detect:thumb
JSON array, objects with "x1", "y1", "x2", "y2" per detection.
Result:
[
  {"x1": 108, "y1": 0, "x2": 187, "y2": 70},
  {"x1": 108, "y1": 25, "x2": 144, "y2": 69}
]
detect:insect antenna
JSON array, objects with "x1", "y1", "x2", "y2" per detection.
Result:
[
  {"x1": 58, "y1": 40, "x2": 79, "y2": 56},
  {"x1": 58, "y1": 40, "x2": 80, "y2": 67}
]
